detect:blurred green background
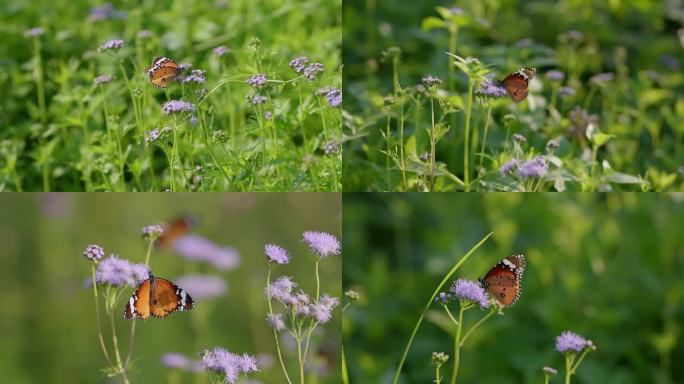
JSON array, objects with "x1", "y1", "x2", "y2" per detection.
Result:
[
  {"x1": 343, "y1": 193, "x2": 684, "y2": 383},
  {"x1": 0, "y1": 193, "x2": 341, "y2": 383}
]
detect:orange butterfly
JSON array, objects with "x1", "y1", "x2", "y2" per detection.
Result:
[
  {"x1": 124, "y1": 273, "x2": 194, "y2": 319},
  {"x1": 478, "y1": 254, "x2": 526, "y2": 307},
  {"x1": 155, "y1": 216, "x2": 196, "y2": 249},
  {"x1": 502, "y1": 67, "x2": 536, "y2": 102},
  {"x1": 145, "y1": 56, "x2": 180, "y2": 88}
]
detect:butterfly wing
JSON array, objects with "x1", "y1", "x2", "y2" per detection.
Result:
[
  {"x1": 503, "y1": 74, "x2": 529, "y2": 102},
  {"x1": 149, "y1": 66, "x2": 180, "y2": 88},
  {"x1": 124, "y1": 278, "x2": 151, "y2": 320},
  {"x1": 156, "y1": 216, "x2": 196, "y2": 248},
  {"x1": 479, "y1": 254, "x2": 526, "y2": 307},
  {"x1": 149, "y1": 277, "x2": 194, "y2": 318}
]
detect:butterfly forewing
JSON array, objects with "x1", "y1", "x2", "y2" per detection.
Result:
[
  {"x1": 479, "y1": 254, "x2": 526, "y2": 307},
  {"x1": 502, "y1": 67, "x2": 536, "y2": 102},
  {"x1": 145, "y1": 56, "x2": 181, "y2": 88},
  {"x1": 124, "y1": 279, "x2": 151, "y2": 319}
]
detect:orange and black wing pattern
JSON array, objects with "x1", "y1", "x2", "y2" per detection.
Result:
[
  {"x1": 502, "y1": 67, "x2": 536, "y2": 102},
  {"x1": 478, "y1": 254, "x2": 526, "y2": 307},
  {"x1": 145, "y1": 56, "x2": 181, "y2": 88},
  {"x1": 124, "y1": 274, "x2": 194, "y2": 320}
]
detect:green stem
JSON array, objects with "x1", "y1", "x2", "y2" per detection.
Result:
[
  {"x1": 449, "y1": 307, "x2": 465, "y2": 384},
  {"x1": 459, "y1": 308, "x2": 495, "y2": 347},
  {"x1": 564, "y1": 354, "x2": 575, "y2": 384},
  {"x1": 267, "y1": 269, "x2": 292, "y2": 384},
  {"x1": 435, "y1": 364, "x2": 442, "y2": 384},
  {"x1": 118, "y1": 60, "x2": 143, "y2": 137},
  {"x1": 108, "y1": 299, "x2": 130, "y2": 384},
  {"x1": 386, "y1": 112, "x2": 392, "y2": 190},
  {"x1": 463, "y1": 79, "x2": 474, "y2": 191},
  {"x1": 392, "y1": 232, "x2": 494, "y2": 384},
  {"x1": 448, "y1": 25, "x2": 459, "y2": 91},
  {"x1": 317, "y1": 93, "x2": 328, "y2": 140},
  {"x1": 342, "y1": 344, "x2": 350, "y2": 384},
  {"x1": 91, "y1": 265, "x2": 113, "y2": 366},
  {"x1": 430, "y1": 94, "x2": 436, "y2": 191},
  {"x1": 478, "y1": 105, "x2": 492, "y2": 177},
  {"x1": 398, "y1": 95, "x2": 407, "y2": 190}
]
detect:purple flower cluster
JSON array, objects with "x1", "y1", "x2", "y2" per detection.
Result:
[
  {"x1": 246, "y1": 74, "x2": 267, "y2": 88},
  {"x1": 137, "y1": 30, "x2": 152, "y2": 39},
  {"x1": 88, "y1": 3, "x2": 126, "y2": 21},
  {"x1": 265, "y1": 244, "x2": 290, "y2": 264},
  {"x1": 434, "y1": 292, "x2": 452, "y2": 304},
  {"x1": 83, "y1": 244, "x2": 105, "y2": 262},
  {"x1": 24, "y1": 27, "x2": 44, "y2": 37},
  {"x1": 289, "y1": 56, "x2": 309, "y2": 73},
  {"x1": 173, "y1": 235, "x2": 240, "y2": 270},
  {"x1": 93, "y1": 75, "x2": 113, "y2": 85},
  {"x1": 546, "y1": 70, "x2": 565, "y2": 81},
  {"x1": 266, "y1": 276, "x2": 339, "y2": 325},
  {"x1": 476, "y1": 80, "x2": 507, "y2": 97},
  {"x1": 312, "y1": 294, "x2": 339, "y2": 323},
  {"x1": 518, "y1": 156, "x2": 548, "y2": 179},
  {"x1": 213, "y1": 45, "x2": 229, "y2": 57},
  {"x1": 512, "y1": 133, "x2": 527, "y2": 143},
  {"x1": 178, "y1": 63, "x2": 193, "y2": 71},
  {"x1": 249, "y1": 95, "x2": 268, "y2": 105},
  {"x1": 325, "y1": 88, "x2": 342, "y2": 107},
  {"x1": 163, "y1": 100, "x2": 195, "y2": 114},
  {"x1": 543, "y1": 366, "x2": 558, "y2": 376},
  {"x1": 555, "y1": 331, "x2": 595, "y2": 353},
  {"x1": 558, "y1": 86, "x2": 576, "y2": 97},
  {"x1": 499, "y1": 159, "x2": 518, "y2": 176},
  {"x1": 201, "y1": 347, "x2": 258, "y2": 384},
  {"x1": 182, "y1": 69, "x2": 206, "y2": 84},
  {"x1": 175, "y1": 275, "x2": 228, "y2": 300},
  {"x1": 98, "y1": 39, "x2": 124, "y2": 52},
  {"x1": 141, "y1": 224, "x2": 164, "y2": 239},
  {"x1": 323, "y1": 140, "x2": 340, "y2": 155},
  {"x1": 266, "y1": 313, "x2": 286, "y2": 331},
  {"x1": 95, "y1": 255, "x2": 149, "y2": 287},
  {"x1": 450, "y1": 279, "x2": 490, "y2": 308},
  {"x1": 144, "y1": 127, "x2": 172, "y2": 144},
  {"x1": 422, "y1": 75, "x2": 442, "y2": 88},
  {"x1": 161, "y1": 352, "x2": 203, "y2": 372},
  {"x1": 303, "y1": 231, "x2": 340, "y2": 258},
  {"x1": 303, "y1": 62, "x2": 324, "y2": 80},
  {"x1": 590, "y1": 72, "x2": 614, "y2": 85}
]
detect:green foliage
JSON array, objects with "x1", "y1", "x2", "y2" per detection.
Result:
[
  {"x1": 342, "y1": 0, "x2": 684, "y2": 191},
  {"x1": 343, "y1": 193, "x2": 684, "y2": 383},
  {"x1": 0, "y1": 0, "x2": 342, "y2": 191}
]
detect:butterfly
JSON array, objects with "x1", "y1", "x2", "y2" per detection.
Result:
[
  {"x1": 145, "y1": 56, "x2": 180, "y2": 88},
  {"x1": 502, "y1": 67, "x2": 536, "y2": 102},
  {"x1": 156, "y1": 216, "x2": 197, "y2": 249},
  {"x1": 478, "y1": 254, "x2": 526, "y2": 307},
  {"x1": 124, "y1": 273, "x2": 194, "y2": 319}
]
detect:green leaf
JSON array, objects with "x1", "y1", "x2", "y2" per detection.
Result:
[
  {"x1": 603, "y1": 172, "x2": 642, "y2": 184},
  {"x1": 421, "y1": 16, "x2": 445, "y2": 31},
  {"x1": 592, "y1": 133, "x2": 615, "y2": 147}
]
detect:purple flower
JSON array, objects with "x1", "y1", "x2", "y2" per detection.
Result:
[
  {"x1": 161, "y1": 353, "x2": 191, "y2": 369},
  {"x1": 98, "y1": 39, "x2": 124, "y2": 52},
  {"x1": 141, "y1": 224, "x2": 164, "y2": 239},
  {"x1": 93, "y1": 75, "x2": 113, "y2": 85},
  {"x1": 95, "y1": 255, "x2": 149, "y2": 287},
  {"x1": 312, "y1": 294, "x2": 339, "y2": 323},
  {"x1": 556, "y1": 331, "x2": 594, "y2": 353},
  {"x1": 558, "y1": 86, "x2": 576, "y2": 97},
  {"x1": 137, "y1": 30, "x2": 152, "y2": 39},
  {"x1": 246, "y1": 74, "x2": 267, "y2": 87},
  {"x1": 543, "y1": 367, "x2": 558, "y2": 376},
  {"x1": 213, "y1": 45, "x2": 229, "y2": 57},
  {"x1": 303, "y1": 231, "x2": 340, "y2": 258},
  {"x1": 512, "y1": 133, "x2": 527, "y2": 143},
  {"x1": 422, "y1": 75, "x2": 442, "y2": 88},
  {"x1": 163, "y1": 100, "x2": 195, "y2": 114},
  {"x1": 173, "y1": 235, "x2": 241, "y2": 270},
  {"x1": 326, "y1": 88, "x2": 342, "y2": 107},
  {"x1": 83, "y1": 244, "x2": 105, "y2": 262},
  {"x1": 499, "y1": 159, "x2": 518, "y2": 176},
  {"x1": 88, "y1": 3, "x2": 126, "y2": 21},
  {"x1": 178, "y1": 63, "x2": 193, "y2": 71},
  {"x1": 449, "y1": 7, "x2": 463, "y2": 15},
  {"x1": 264, "y1": 111, "x2": 273, "y2": 120},
  {"x1": 175, "y1": 275, "x2": 228, "y2": 300},
  {"x1": 304, "y1": 63, "x2": 324, "y2": 80},
  {"x1": 434, "y1": 292, "x2": 451, "y2": 304},
  {"x1": 476, "y1": 80, "x2": 507, "y2": 98},
  {"x1": 189, "y1": 115, "x2": 198, "y2": 126},
  {"x1": 323, "y1": 140, "x2": 340, "y2": 155},
  {"x1": 248, "y1": 95, "x2": 268, "y2": 105},
  {"x1": 590, "y1": 72, "x2": 614, "y2": 85},
  {"x1": 660, "y1": 54, "x2": 680, "y2": 71},
  {"x1": 264, "y1": 244, "x2": 290, "y2": 264},
  {"x1": 289, "y1": 56, "x2": 309, "y2": 73},
  {"x1": 450, "y1": 279, "x2": 489, "y2": 308},
  {"x1": 201, "y1": 347, "x2": 258, "y2": 384},
  {"x1": 546, "y1": 70, "x2": 565, "y2": 81},
  {"x1": 182, "y1": 69, "x2": 206, "y2": 84},
  {"x1": 266, "y1": 276, "x2": 296, "y2": 303},
  {"x1": 266, "y1": 313, "x2": 286, "y2": 332},
  {"x1": 24, "y1": 27, "x2": 44, "y2": 37},
  {"x1": 144, "y1": 127, "x2": 172, "y2": 144},
  {"x1": 518, "y1": 156, "x2": 548, "y2": 179}
]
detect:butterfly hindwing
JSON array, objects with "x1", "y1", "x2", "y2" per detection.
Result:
[
  {"x1": 124, "y1": 274, "x2": 194, "y2": 320},
  {"x1": 479, "y1": 254, "x2": 526, "y2": 307}
]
